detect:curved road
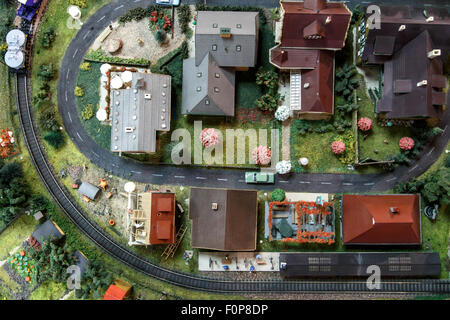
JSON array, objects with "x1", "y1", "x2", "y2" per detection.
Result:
[
  {"x1": 12, "y1": 0, "x2": 450, "y2": 294},
  {"x1": 58, "y1": 0, "x2": 449, "y2": 194}
]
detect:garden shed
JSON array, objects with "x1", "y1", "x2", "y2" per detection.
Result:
[
  {"x1": 29, "y1": 220, "x2": 65, "y2": 250},
  {"x1": 103, "y1": 279, "x2": 132, "y2": 300},
  {"x1": 78, "y1": 182, "x2": 100, "y2": 201}
]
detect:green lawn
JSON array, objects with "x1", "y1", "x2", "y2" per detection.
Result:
[
  {"x1": 28, "y1": 281, "x2": 67, "y2": 300},
  {"x1": 0, "y1": 215, "x2": 38, "y2": 261}
]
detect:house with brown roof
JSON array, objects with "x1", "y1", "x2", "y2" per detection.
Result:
[
  {"x1": 189, "y1": 188, "x2": 258, "y2": 251},
  {"x1": 182, "y1": 11, "x2": 259, "y2": 117},
  {"x1": 361, "y1": 5, "x2": 449, "y2": 120},
  {"x1": 270, "y1": 0, "x2": 352, "y2": 119},
  {"x1": 129, "y1": 191, "x2": 176, "y2": 246},
  {"x1": 110, "y1": 72, "x2": 171, "y2": 154},
  {"x1": 341, "y1": 194, "x2": 422, "y2": 246}
]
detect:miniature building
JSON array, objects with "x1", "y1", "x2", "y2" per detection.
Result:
[
  {"x1": 103, "y1": 279, "x2": 132, "y2": 300},
  {"x1": 189, "y1": 188, "x2": 258, "y2": 251},
  {"x1": 361, "y1": 6, "x2": 449, "y2": 120},
  {"x1": 182, "y1": 54, "x2": 236, "y2": 116},
  {"x1": 110, "y1": 72, "x2": 171, "y2": 154},
  {"x1": 29, "y1": 220, "x2": 65, "y2": 250},
  {"x1": 33, "y1": 211, "x2": 44, "y2": 221},
  {"x1": 279, "y1": 252, "x2": 441, "y2": 277},
  {"x1": 129, "y1": 192, "x2": 176, "y2": 246},
  {"x1": 73, "y1": 250, "x2": 89, "y2": 276},
  {"x1": 341, "y1": 194, "x2": 421, "y2": 245},
  {"x1": 269, "y1": 0, "x2": 352, "y2": 120},
  {"x1": 182, "y1": 11, "x2": 259, "y2": 117},
  {"x1": 78, "y1": 182, "x2": 100, "y2": 201}
]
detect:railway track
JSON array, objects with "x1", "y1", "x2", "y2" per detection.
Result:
[{"x1": 13, "y1": 72, "x2": 450, "y2": 294}]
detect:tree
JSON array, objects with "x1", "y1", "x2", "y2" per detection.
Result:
[
  {"x1": 357, "y1": 117, "x2": 373, "y2": 131},
  {"x1": 331, "y1": 141, "x2": 346, "y2": 155},
  {"x1": 155, "y1": 29, "x2": 167, "y2": 45},
  {"x1": 399, "y1": 137, "x2": 414, "y2": 150},
  {"x1": 275, "y1": 105, "x2": 290, "y2": 122},
  {"x1": 43, "y1": 131, "x2": 65, "y2": 149},
  {"x1": 29, "y1": 195, "x2": 49, "y2": 213},
  {"x1": 252, "y1": 146, "x2": 271, "y2": 166},
  {"x1": 272, "y1": 189, "x2": 285, "y2": 202},
  {"x1": 200, "y1": 128, "x2": 220, "y2": 148},
  {"x1": 37, "y1": 64, "x2": 54, "y2": 81},
  {"x1": 276, "y1": 161, "x2": 291, "y2": 175},
  {"x1": 0, "y1": 162, "x2": 23, "y2": 187}
]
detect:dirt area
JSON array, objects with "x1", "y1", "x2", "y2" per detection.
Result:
[{"x1": 94, "y1": 7, "x2": 193, "y2": 65}]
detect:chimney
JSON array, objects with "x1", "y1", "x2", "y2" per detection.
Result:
[
  {"x1": 398, "y1": 24, "x2": 406, "y2": 31},
  {"x1": 417, "y1": 80, "x2": 428, "y2": 87},
  {"x1": 426, "y1": 16, "x2": 434, "y2": 23},
  {"x1": 304, "y1": 0, "x2": 326, "y2": 12},
  {"x1": 389, "y1": 207, "x2": 400, "y2": 214},
  {"x1": 325, "y1": 16, "x2": 332, "y2": 24},
  {"x1": 427, "y1": 49, "x2": 441, "y2": 59}
]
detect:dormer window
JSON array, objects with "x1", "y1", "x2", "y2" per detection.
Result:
[
  {"x1": 212, "y1": 23, "x2": 218, "y2": 28},
  {"x1": 215, "y1": 73, "x2": 220, "y2": 78},
  {"x1": 212, "y1": 44, "x2": 217, "y2": 51},
  {"x1": 214, "y1": 87, "x2": 220, "y2": 93},
  {"x1": 236, "y1": 45, "x2": 241, "y2": 52},
  {"x1": 236, "y1": 24, "x2": 242, "y2": 29},
  {"x1": 196, "y1": 86, "x2": 201, "y2": 92},
  {"x1": 197, "y1": 72, "x2": 202, "y2": 77}
]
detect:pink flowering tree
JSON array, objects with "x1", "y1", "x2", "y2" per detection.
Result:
[
  {"x1": 399, "y1": 137, "x2": 414, "y2": 150},
  {"x1": 252, "y1": 146, "x2": 272, "y2": 165},
  {"x1": 331, "y1": 141, "x2": 346, "y2": 155},
  {"x1": 200, "y1": 128, "x2": 220, "y2": 148},
  {"x1": 357, "y1": 117, "x2": 373, "y2": 132}
]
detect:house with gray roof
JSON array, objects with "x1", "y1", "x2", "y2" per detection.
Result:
[
  {"x1": 182, "y1": 54, "x2": 236, "y2": 116},
  {"x1": 182, "y1": 11, "x2": 259, "y2": 117},
  {"x1": 78, "y1": 181, "x2": 100, "y2": 201},
  {"x1": 195, "y1": 11, "x2": 259, "y2": 68},
  {"x1": 110, "y1": 72, "x2": 171, "y2": 154}
]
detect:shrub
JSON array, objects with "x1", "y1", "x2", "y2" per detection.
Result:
[
  {"x1": 38, "y1": 108, "x2": 59, "y2": 132},
  {"x1": 39, "y1": 28, "x2": 55, "y2": 49},
  {"x1": 79, "y1": 62, "x2": 91, "y2": 71},
  {"x1": 177, "y1": 4, "x2": 192, "y2": 35},
  {"x1": 81, "y1": 104, "x2": 94, "y2": 120},
  {"x1": 155, "y1": 29, "x2": 167, "y2": 45},
  {"x1": 85, "y1": 50, "x2": 150, "y2": 67},
  {"x1": 43, "y1": 131, "x2": 65, "y2": 149},
  {"x1": 272, "y1": 189, "x2": 285, "y2": 202},
  {"x1": 69, "y1": 0, "x2": 87, "y2": 9},
  {"x1": 74, "y1": 86, "x2": 84, "y2": 97},
  {"x1": 37, "y1": 64, "x2": 54, "y2": 81}
]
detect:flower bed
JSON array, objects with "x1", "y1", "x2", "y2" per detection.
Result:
[{"x1": 7, "y1": 250, "x2": 35, "y2": 285}]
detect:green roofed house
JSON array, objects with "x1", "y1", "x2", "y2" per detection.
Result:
[
  {"x1": 182, "y1": 11, "x2": 259, "y2": 117},
  {"x1": 110, "y1": 72, "x2": 171, "y2": 154}
]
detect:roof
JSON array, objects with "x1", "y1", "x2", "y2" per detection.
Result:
[
  {"x1": 182, "y1": 54, "x2": 236, "y2": 116},
  {"x1": 31, "y1": 220, "x2": 65, "y2": 245},
  {"x1": 342, "y1": 194, "x2": 421, "y2": 245},
  {"x1": 103, "y1": 284, "x2": 128, "y2": 300},
  {"x1": 362, "y1": 5, "x2": 450, "y2": 65},
  {"x1": 270, "y1": 46, "x2": 320, "y2": 69},
  {"x1": 110, "y1": 72, "x2": 171, "y2": 153},
  {"x1": 189, "y1": 188, "x2": 258, "y2": 251},
  {"x1": 279, "y1": 252, "x2": 441, "y2": 278},
  {"x1": 279, "y1": 0, "x2": 352, "y2": 50},
  {"x1": 78, "y1": 182, "x2": 100, "y2": 200},
  {"x1": 300, "y1": 50, "x2": 335, "y2": 114},
  {"x1": 377, "y1": 31, "x2": 445, "y2": 119},
  {"x1": 130, "y1": 192, "x2": 176, "y2": 245},
  {"x1": 195, "y1": 11, "x2": 259, "y2": 67}
]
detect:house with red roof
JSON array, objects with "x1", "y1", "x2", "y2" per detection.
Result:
[
  {"x1": 270, "y1": 0, "x2": 352, "y2": 119},
  {"x1": 341, "y1": 194, "x2": 422, "y2": 246}
]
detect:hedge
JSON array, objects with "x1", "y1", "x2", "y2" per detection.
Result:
[{"x1": 85, "y1": 50, "x2": 150, "y2": 67}]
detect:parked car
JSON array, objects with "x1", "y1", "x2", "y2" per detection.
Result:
[
  {"x1": 245, "y1": 172, "x2": 275, "y2": 184},
  {"x1": 156, "y1": 0, "x2": 180, "y2": 6}
]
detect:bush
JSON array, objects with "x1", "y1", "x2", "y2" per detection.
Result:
[
  {"x1": 29, "y1": 195, "x2": 50, "y2": 214},
  {"x1": 272, "y1": 189, "x2": 285, "y2": 202},
  {"x1": 445, "y1": 155, "x2": 450, "y2": 168},
  {"x1": 0, "y1": 162, "x2": 23, "y2": 187},
  {"x1": 37, "y1": 64, "x2": 54, "y2": 81},
  {"x1": 43, "y1": 131, "x2": 65, "y2": 149},
  {"x1": 177, "y1": 4, "x2": 192, "y2": 35},
  {"x1": 74, "y1": 86, "x2": 85, "y2": 97},
  {"x1": 85, "y1": 50, "x2": 150, "y2": 67},
  {"x1": 69, "y1": 0, "x2": 87, "y2": 8},
  {"x1": 39, "y1": 27, "x2": 55, "y2": 49},
  {"x1": 81, "y1": 104, "x2": 94, "y2": 120},
  {"x1": 118, "y1": 5, "x2": 159, "y2": 23},
  {"x1": 80, "y1": 62, "x2": 91, "y2": 71},
  {"x1": 38, "y1": 108, "x2": 60, "y2": 132},
  {"x1": 155, "y1": 29, "x2": 167, "y2": 45}
]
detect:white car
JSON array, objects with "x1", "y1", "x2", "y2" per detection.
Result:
[{"x1": 156, "y1": 0, "x2": 180, "y2": 6}]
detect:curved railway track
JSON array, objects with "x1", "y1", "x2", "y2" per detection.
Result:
[{"x1": 14, "y1": 73, "x2": 450, "y2": 294}]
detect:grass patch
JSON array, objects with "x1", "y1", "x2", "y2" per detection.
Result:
[
  {"x1": 75, "y1": 62, "x2": 111, "y2": 150},
  {"x1": 28, "y1": 281, "x2": 67, "y2": 300},
  {"x1": 0, "y1": 215, "x2": 37, "y2": 261}
]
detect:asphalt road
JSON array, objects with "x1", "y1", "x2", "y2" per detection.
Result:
[{"x1": 58, "y1": 0, "x2": 450, "y2": 193}]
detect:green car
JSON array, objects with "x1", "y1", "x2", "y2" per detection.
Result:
[{"x1": 245, "y1": 172, "x2": 275, "y2": 184}]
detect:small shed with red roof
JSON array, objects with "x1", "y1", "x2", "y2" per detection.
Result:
[
  {"x1": 341, "y1": 194, "x2": 422, "y2": 245},
  {"x1": 103, "y1": 279, "x2": 132, "y2": 300}
]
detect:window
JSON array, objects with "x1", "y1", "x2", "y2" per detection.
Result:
[
  {"x1": 214, "y1": 87, "x2": 220, "y2": 93},
  {"x1": 197, "y1": 72, "x2": 202, "y2": 78},
  {"x1": 212, "y1": 44, "x2": 217, "y2": 51},
  {"x1": 212, "y1": 23, "x2": 218, "y2": 28},
  {"x1": 236, "y1": 24, "x2": 242, "y2": 29},
  {"x1": 215, "y1": 73, "x2": 220, "y2": 78},
  {"x1": 236, "y1": 45, "x2": 241, "y2": 52},
  {"x1": 205, "y1": 99, "x2": 210, "y2": 105}
]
